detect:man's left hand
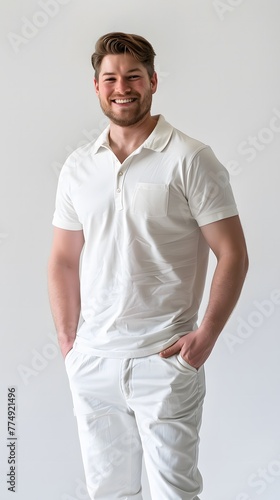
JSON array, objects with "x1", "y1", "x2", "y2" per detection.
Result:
[{"x1": 159, "y1": 329, "x2": 217, "y2": 370}]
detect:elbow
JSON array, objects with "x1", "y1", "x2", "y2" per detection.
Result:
[
  {"x1": 241, "y1": 247, "x2": 249, "y2": 279},
  {"x1": 245, "y1": 252, "x2": 249, "y2": 274}
]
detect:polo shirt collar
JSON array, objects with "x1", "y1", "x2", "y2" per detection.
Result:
[{"x1": 90, "y1": 115, "x2": 173, "y2": 155}]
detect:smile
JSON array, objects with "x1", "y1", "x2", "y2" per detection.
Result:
[{"x1": 112, "y1": 98, "x2": 136, "y2": 104}]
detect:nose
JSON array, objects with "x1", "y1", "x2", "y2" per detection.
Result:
[{"x1": 115, "y1": 77, "x2": 131, "y2": 95}]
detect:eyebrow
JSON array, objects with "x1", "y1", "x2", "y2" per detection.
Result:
[{"x1": 101, "y1": 68, "x2": 143, "y2": 76}]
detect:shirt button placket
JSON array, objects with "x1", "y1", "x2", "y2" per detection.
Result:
[
  {"x1": 114, "y1": 158, "x2": 133, "y2": 211},
  {"x1": 115, "y1": 170, "x2": 124, "y2": 210}
]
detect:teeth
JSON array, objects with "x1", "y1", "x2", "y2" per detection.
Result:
[{"x1": 114, "y1": 99, "x2": 134, "y2": 103}]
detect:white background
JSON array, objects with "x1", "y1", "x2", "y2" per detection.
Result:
[{"x1": 1, "y1": 1, "x2": 280, "y2": 499}]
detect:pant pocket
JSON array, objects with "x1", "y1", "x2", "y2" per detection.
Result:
[
  {"x1": 176, "y1": 353, "x2": 198, "y2": 373},
  {"x1": 64, "y1": 347, "x2": 74, "y2": 364},
  {"x1": 66, "y1": 353, "x2": 103, "y2": 416}
]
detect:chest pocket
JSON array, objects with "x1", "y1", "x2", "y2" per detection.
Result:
[{"x1": 132, "y1": 183, "x2": 169, "y2": 218}]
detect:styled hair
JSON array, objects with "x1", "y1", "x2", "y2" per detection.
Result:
[{"x1": 91, "y1": 32, "x2": 156, "y2": 80}]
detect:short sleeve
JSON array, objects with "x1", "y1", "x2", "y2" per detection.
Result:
[
  {"x1": 52, "y1": 155, "x2": 83, "y2": 231},
  {"x1": 186, "y1": 146, "x2": 238, "y2": 227}
]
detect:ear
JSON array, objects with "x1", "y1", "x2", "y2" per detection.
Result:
[
  {"x1": 150, "y1": 71, "x2": 158, "y2": 94},
  {"x1": 94, "y1": 78, "x2": 99, "y2": 95}
]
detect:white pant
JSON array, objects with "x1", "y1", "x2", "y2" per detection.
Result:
[{"x1": 65, "y1": 342, "x2": 206, "y2": 500}]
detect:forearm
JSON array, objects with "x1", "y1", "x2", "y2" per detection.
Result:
[
  {"x1": 199, "y1": 252, "x2": 248, "y2": 340},
  {"x1": 48, "y1": 261, "x2": 81, "y2": 355},
  {"x1": 160, "y1": 251, "x2": 248, "y2": 367},
  {"x1": 160, "y1": 216, "x2": 249, "y2": 367}
]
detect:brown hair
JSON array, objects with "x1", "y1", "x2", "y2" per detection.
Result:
[{"x1": 91, "y1": 32, "x2": 156, "y2": 80}]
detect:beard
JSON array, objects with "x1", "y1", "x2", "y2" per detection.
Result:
[{"x1": 98, "y1": 90, "x2": 153, "y2": 127}]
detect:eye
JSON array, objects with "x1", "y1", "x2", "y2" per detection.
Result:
[
  {"x1": 128, "y1": 75, "x2": 140, "y2": 80},
  {"x1": 104, "y1": 77, "x2": 116, "y2": 82}
]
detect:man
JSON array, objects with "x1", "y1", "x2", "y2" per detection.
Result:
[{"x1": 48, "y1": 32, "x2": 248, "y2": 500}]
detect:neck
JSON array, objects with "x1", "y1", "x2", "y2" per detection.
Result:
[{"x1": 108, "y1": 114, "x2": 158, "y2": 163}]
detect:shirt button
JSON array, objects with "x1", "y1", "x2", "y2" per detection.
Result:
[
  {"x1": 116, "y1": 188, "x2": 121, "y2": 193},
  {"x1": 118, "y1": 171, "x2": 123, "y2": 176}
]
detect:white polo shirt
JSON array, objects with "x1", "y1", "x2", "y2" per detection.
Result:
[{"x1": 53, "y1": 115, "x2": 238, "y2": 358}]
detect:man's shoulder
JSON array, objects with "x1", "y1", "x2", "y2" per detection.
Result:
[
  {"x1": 61, "y1": 127, "x2": 109, "y2": 172},
  {"x1": 167, "y1": 121, "x2": 209, "y2": 160}
]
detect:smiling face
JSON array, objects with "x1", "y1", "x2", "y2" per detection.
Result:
[{"x1": 94, "y1": 54, "x2": 158, "y2": 127}]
